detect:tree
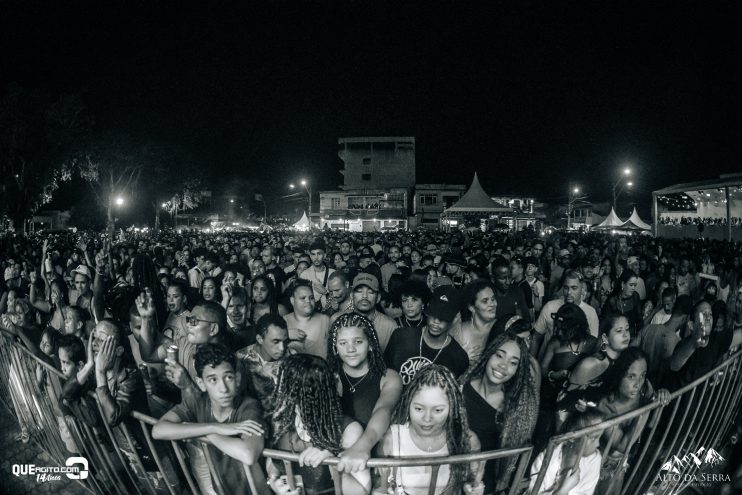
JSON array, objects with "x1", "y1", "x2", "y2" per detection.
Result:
[
  {"x1": 0, "y1": 86, "x2": 92, "y2": 228},
  {"x1": 162, "y1": 179, "x2": 204, "y2": 229}
]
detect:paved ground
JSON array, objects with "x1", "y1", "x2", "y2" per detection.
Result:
[{"x1": 0, "y1": 402, "x2": 88, "y2": 495}]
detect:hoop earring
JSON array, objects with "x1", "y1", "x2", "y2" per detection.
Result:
[{"x1": 600, "y1": 339, "x2": 608, "y2": 352}]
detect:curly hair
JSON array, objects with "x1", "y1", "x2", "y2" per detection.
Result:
[
  {"x1": 460, "y1": 332, "x2": 538, "y2": 484},
  {"x1": 327, "y1": 313, "x2": 386, "y2": 379},
  {"x1": 194, "y1": 343, "x2": 237, "y2": 378},
  {"x1": 270, "y1": 354, "x2": 343, "y2": 454},
  {"x1": 393, "y1": 364, "x2": 474, "y2": 493}
]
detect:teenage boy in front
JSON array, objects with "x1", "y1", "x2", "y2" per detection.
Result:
[{"x1": 152, "y1": 344, "x2": 266, "y2": 494}]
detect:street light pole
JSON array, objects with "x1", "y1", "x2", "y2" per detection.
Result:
[
  {"x1": 567, "y1": 186, "x2": 588, "y2": 230},
  {"x1": 612, "y1": 167, "x2": 633, "y2": 208}
]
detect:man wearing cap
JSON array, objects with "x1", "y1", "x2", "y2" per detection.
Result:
[
  {"x1": 69, "y1": 264, "x2": 93, "y2": 310},
  {"x1": 384, "y1": 285, "x2": 469, "y2": 385},
  {"x1": 532, "y1": 269, "x2": 599, "y2": 360},
  {"x1": 299, "y1": 240, "x2": 335, "y2": 305},
  {"x1": 332, "y1": 273, "x2": 396, "y2": 352},
  {"x1": 380, "y1": 245, "x2": 401, "y2": 292}
]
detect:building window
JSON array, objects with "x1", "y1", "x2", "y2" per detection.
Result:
[
  {"x1": 362, "y1": 157, "x2": 371, "y2": 165},
  {"x1": 361, "y1": 173, "x2": 371, "y2": 181},
  {"x1": 420, "y1": 194, "x2": 437, "y2": 205},
  {"x1": 442, "y1": 195, "x2": 459, "y2": 207},
  {"x1": 332, "y1": 198, "x2": 341, "y2": 209}
]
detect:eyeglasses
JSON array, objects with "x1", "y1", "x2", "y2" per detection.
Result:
[{"x1": 186, "y1": 316, "x2": 218, "y2": 326}]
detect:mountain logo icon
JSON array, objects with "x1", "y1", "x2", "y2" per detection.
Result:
[{"x1": 660, "y1": 447, "x2": 725, "y2": 474}]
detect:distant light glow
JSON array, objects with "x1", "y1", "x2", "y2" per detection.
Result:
[
  {"x1": 115, "y1": 197, "x2": 124, "y2": 206},
  {"x1": 230, "y1": 199, "x2": 235, "y2": 203},
  {"x1": 161, "y1": 202, "x2": 167, "y2": 208},
  {"x1": 627, "y1": 182, "x2": 633, "y2": 187},
  {"x1": 573, "y1": 187, "x2": 580, "y2": 194},
  {"x1": 300, "y1": 179, "x2": 307, "y2": 186},
  {"x1": 624, "y1": 168, "x2": 631, "y2": 175}
]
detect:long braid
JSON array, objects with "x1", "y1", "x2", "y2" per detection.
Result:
[
  {"x1": 327, "y1": 313, "x2": 386, "y2": 379},
  {"x1": 270, "y1": 354, "x2": 344, "y2": 454},
  {"x1": 460, "y1": 332, "x2": 539, "y2": 488},
  {"x1": 393, "y1": 365, "x2": 474, "y2": 494}
]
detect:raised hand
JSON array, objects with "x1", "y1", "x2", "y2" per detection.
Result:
[{"x1": 135, "y1": 290, "x2": 156, "y2": 318}]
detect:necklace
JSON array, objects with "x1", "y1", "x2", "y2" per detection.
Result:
[
  {"x1": 419, "y1": 328, "x2": 449, "y2": 365},
  {"x1": 343, "y1": 368, "x2": 369, "y2": 393},
  {"x1": 410, "y1": 427, "x2": 446, "y2": 452},
  {"x1": 401, "y1": 315, "x2": 423, "y2": 328},
  {"x1": 567, "y1": 341, "x2": 580, "y2": 356}
]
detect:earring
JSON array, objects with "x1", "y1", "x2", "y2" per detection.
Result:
[{"x1": 600, "y1": 339, "x2": 608, "y2": 352}]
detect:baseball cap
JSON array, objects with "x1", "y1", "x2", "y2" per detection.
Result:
[
  {"x1": 425, "y1": 285, "x2": 461, "y2": 322},
  {"x1": 443, "y1": 254, "x2": 467, "y2": 268},
  {"x1": 524, "y1": 256, "x2": 539, "y2": 268},
  {"x1": 71, "y1": 265, "x2": 93, "y2": 279},
  {"x1": 352, "y1": 273, "x2": 379, "y2": 292},
  {"x1": 558, "y1": 249, "x2": 571, "y2": 258}
]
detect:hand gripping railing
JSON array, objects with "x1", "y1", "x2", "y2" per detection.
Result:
[{"x1": 0, "y1": 329, "x2": 740, "y2": 495}]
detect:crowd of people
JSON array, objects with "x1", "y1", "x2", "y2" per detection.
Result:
[
  {"x1": 1, "y1": 227, "x2": 741, "y2": 495},
  {"x1": 659, "y1": 215, "x2": 742, "y2": 226}
]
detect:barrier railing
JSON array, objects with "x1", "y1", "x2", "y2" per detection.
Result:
[{"x1": 0, "y1": 329, "x2": 739, "y2": 495}]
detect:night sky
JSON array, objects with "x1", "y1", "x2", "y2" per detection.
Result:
[{"x1": 3, "y1": 2, "x2": 741, "y2": 209}]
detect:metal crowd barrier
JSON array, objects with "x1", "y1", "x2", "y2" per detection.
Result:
[{"x1": 0, "y1": 329, "x2": 739, "y2": 495}]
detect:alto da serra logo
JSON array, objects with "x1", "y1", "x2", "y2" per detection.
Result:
[{"x1": 660, "y1": 447, "x2": 725, "y2": 474}]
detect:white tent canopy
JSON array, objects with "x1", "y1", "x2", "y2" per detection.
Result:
[
  {"x1": 620, "y1": 207, "x2": 651, "y2": 231},
  {"x1": 443, "y1": 172, "x2": 510, "y2": 213},
  {"x1": 592, "y1": 207, "x2": 625, "y2": 230},
  {"x1": 292, "y1": 212, "x2": 312, "y2": 230}
]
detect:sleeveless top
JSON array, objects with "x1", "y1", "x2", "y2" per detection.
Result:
[
  {"x1": 557, "y1": 353, "x2": 615, "y2": 414},
  {"x1": 389, "y1": 424, "x2": 450, "y2": 495},
  {"x1": 541, "y1": 337, "x2": 598, "y2": 408},
  {"x1": 463, "y1": 382, "x2": 502, "y2": 495},
  {"x1": 339, "y1": 371, "x2": 382, "y2": 428}
]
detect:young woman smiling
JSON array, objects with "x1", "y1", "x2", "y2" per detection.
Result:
[{"x1": 326, "y1": 313, "x2": 403, "y2": 474}]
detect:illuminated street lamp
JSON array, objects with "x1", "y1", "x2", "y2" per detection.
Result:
[
  {"x1": 567, "y1": 185, "x2": 588, "y2": 230},
  {"x1": 115, "y1": 196, "x2": 125, "y2": 206},
  {"x1": 289, "y1": 178, "x2": 312, "y2": 214},
  {"x1": 612, "y1": 167, "x2": 634, "y2": 208}
]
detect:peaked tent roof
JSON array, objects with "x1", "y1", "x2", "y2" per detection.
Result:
[
  {"x1": 293, "y1": 212, "x2": 311, "y2": 228},
  {"x1": 444, "y1": 173, "x2": 511, "y2": 213},
  {"x1": 592, "y1": 207, "x2": 625, "y2": 229},
  {"x1": 620, "y1": 207, "x2": 652, "y2": 230}
]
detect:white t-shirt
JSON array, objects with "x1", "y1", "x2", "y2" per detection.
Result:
[
  {"x1": 534, "y1": 298, "x2": 600, "y2": 340},
  {"x1": 529, "y1": 444, "x2": 601, "y2": 495}
]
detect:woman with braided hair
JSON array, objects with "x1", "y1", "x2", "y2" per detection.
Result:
[
  {"x1": 460, "y1": 332, "x2": 538, "y2": 494},
  {"x1": 268, "y1": 353, "x2": 371, "y2": 495},
  {"x1": 377, "y1": 365, "x2": 484, "y2": 495},
  {"x1": 327, "y1": 313, "x2": 402, "y2": 474}
]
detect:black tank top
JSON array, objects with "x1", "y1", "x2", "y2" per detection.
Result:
[{"x1": 339, "y1": 370, "x2": 382, "y2": 428}]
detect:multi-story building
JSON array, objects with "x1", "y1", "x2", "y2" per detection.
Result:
[
  {"x1": 491, "y1": 195, "x2": 546, "y2": 230},
  {"x1": 319, "y1": 137, "x2": 415, "y2": 231},
  {"x1": 412, "y1": 184, "x2": 467, "y2": 229},
  {"x1": 337, "y1": 137, "x2": 415, "y2": 190}
]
